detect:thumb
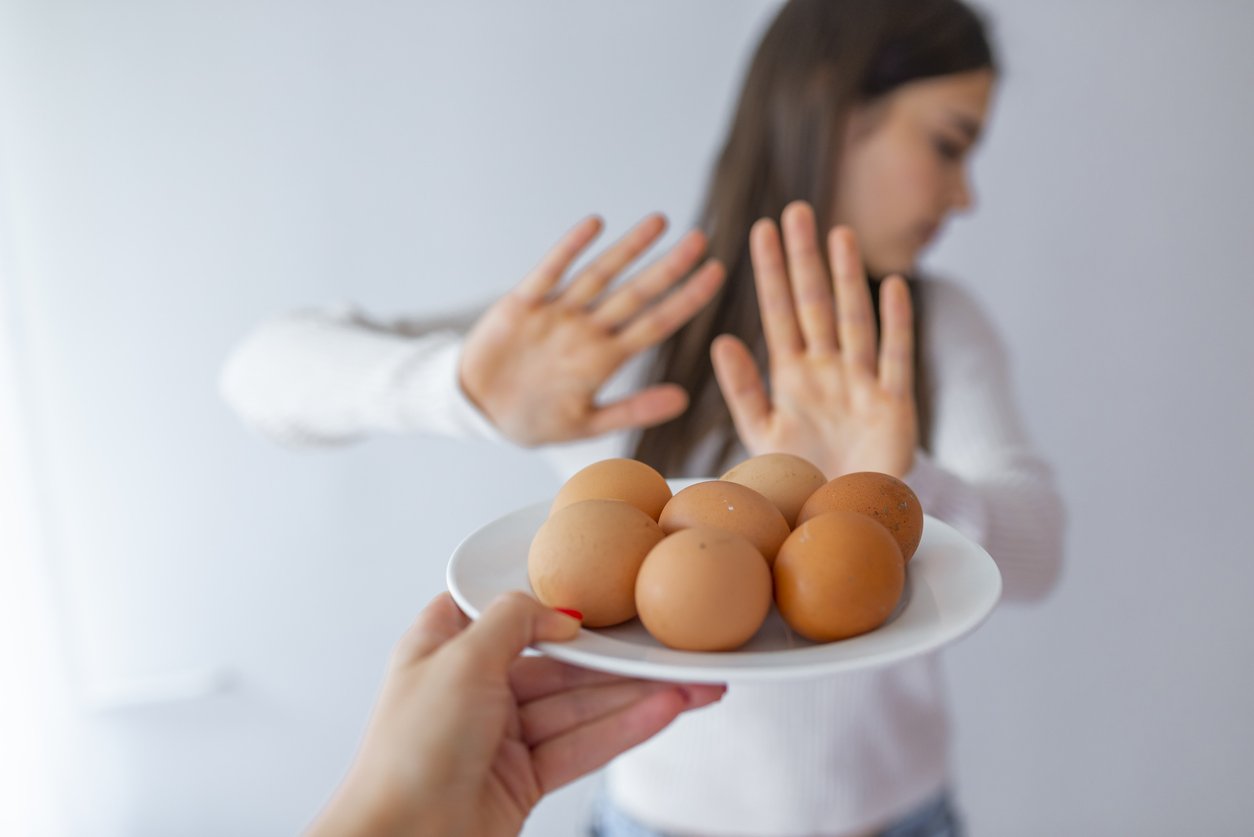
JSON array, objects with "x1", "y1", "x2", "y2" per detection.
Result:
[
  {"x1": 392, "y1": 592, "x2": 473, "y2": 666},
  {"x1": 711, "y1": 334, "x2": 770, "y2": 441},
  {"x1": 453, "y1": 591, "x2": 581, "y2": 674},
  {"x1": 586, "y1": 383, "x2": 689, "y2": 438}
]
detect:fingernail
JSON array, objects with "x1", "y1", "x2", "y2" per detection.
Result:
[
  {"x1": 676, "y1": 685, "x2": 725, "y2": 706},
  {"x1": 554, "y1": 607, "x2": 583, "y2": 622}
]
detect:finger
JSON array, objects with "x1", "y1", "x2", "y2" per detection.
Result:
[
  {"x1": 585, "y1": 382, "x2": 689, "y2": 438},
  {"x1": 391, "y1": 592, "x2": 472, "y2": 665},
  {"x1": 509, "y1": 656, "x2": 626, "y2": 703},
  {"x1": 750, "y1": 217, "x2": 804, "y2": 359},
  {"x1": 514, "y1": 216, "x2": 604, "y2": 303},
  {"x1": 559, "y1": 214, "x2": 668, "y2": 307},
  {"x1": 451, "y1": 591, "x2": 581, "y2": 674},
  {"x1": 878, "y1": 275, "x2": 915, "y2": 397},
  {"x1": 524, "y1": 679, "x2": 725, "y2": 744},
  {"x1": 532, "y1": 684, "x2": 726, "y2": 793},
  {"x1": 710, "y1": 334, "x2": 771, "y2": 442},
  {"x1": 828, "y1": 225, "x2": 878, "y2": 374},
  {"x1": 781, "y1": 202, "x2": 838, "y2": 354},
  {"x1": 521, "y1": 679, "x2": 680, "y2": 746},
  {"x1": 614, "y1": 258, "x2": 725, "y2": 353},
  {"x1": 590, "y1": 229, "x2": 707, "y2": 328}
]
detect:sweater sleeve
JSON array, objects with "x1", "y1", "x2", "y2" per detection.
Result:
[
  {"x1": 903, "y1": 280, "x2": 1065, "y2": 603},
  {"x1": 219, "y1": 303, "x2": 504, "y2": 447}
]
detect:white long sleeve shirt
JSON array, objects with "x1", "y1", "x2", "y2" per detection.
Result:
[{"x1": 221, "y1": 279, "x2": 1063, "y2": 836}]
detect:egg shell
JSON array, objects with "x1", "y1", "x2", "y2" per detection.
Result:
[
  {"x1": 658, "y1": 480, "x2": 790, "y2": 565},
  {"x1": 528, "y1": 499, "x2": 665, "y2": 627},
  {"x1": 635, "y1": 527, "x2": 773, "y2": 651},
  {"x1": 721, "y1": 452, "x2": 828, "y2": 527},
  {"x1": 551, "y1": 458, "x2": 672, "y2": 520},
  {"x1": 796, "y1": 471, "x2": 924, "y2": 562},
  {"x1": 773, "y1": 510, "x2": 905, "y2": 643}
]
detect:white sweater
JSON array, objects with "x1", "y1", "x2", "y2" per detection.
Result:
[{"x1": 221, "y1": 280, "x2": 1063, "y2": 837}]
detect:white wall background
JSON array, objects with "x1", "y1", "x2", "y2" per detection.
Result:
[{"x1": 0, "y1": 1, "x2": 1250, "y2": 835}]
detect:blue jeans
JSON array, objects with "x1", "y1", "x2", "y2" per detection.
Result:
[{"x1": 588, "y1": 788, "x2": 965, "y2": 837}]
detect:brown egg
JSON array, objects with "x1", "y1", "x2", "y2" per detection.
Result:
[
  {"x1": 658, "y1": 480, "x2": 791, "y2": 566},
  {"x1": 721, "y1": 452, "x2": 827, "y2": 527},
  {"x1": 796, "y1": 471, "x2": 924, "y2": 562},
  {"x1": 551, "y1": 458, "x2": 672, "y2": 520},
  {"x1": 635, "y1": 527, "x2": 773, "y2": 651},
  {"x1": 528, "y1": 499, "x2": 665, "y2": 627},
  {"x1": 774, "y1": 510, "x2": 905, "y2": 642}
]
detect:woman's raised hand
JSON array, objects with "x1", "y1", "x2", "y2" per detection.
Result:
[
  {"x1": 711, "y1": 201, "x2": 918, "y2": 479},
  {"x1": 459, "y1": 215, "x2": 725, "y2": 446}
]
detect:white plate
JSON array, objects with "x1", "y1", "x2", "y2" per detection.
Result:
[{"x1": 446, "y1": 481, "x2": 1002, "y2": 683}]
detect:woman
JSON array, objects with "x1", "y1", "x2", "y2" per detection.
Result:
[{"x1": 223, "y1": 1, "x2": 1063, "y2": 834}]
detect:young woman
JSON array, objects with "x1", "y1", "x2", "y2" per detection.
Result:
[{"x1": 224, "y1": 1, "x2": 1063, "y2": 834}]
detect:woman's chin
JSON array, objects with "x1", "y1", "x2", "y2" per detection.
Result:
[{"x1": 866, "y1": 254, "x2": 917, "y2": 280}]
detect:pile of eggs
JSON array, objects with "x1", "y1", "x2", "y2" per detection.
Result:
[{"x1": 527, "y1": 454, "x2": 923, "y2": 652}]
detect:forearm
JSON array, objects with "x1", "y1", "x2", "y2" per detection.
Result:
[
  {"x1": 905, "y1": 280, "x2": 1066, "y2": 603},
  {"x1": 306, "y1": 770, "x2": 459, "y2": 837},
  {"x1": 907, "y1": 450, "x2": 1064, "y2": 602},
  {"x1": 220, "y1": 307, "x2": 501, "y2": 447}
]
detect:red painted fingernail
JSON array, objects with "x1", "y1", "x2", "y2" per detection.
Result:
[{"x1": 554, "y1": 608, "x2": 583, "y2": 622}]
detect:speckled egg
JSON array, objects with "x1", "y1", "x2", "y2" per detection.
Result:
[
  {"x1": 528, "y1": 499, "x2": 665, "y2": 627},
  {"x1": 721, "y1": 452, "x2": 828, "y2": 527},
  {"x1": 774, "y1": 510, "x2": 905, "y2": 642},
  {"x1": 658, "y1": 480, "x2": 790, "y2": 566},
  {"x1": 550, "y1": 458, "x2": 672, "y2": 521},
  {"x1": 796, "y1": 471, "x2": 924, "y2": 562},
  {"x1": 635, "y1": 527, "x2": 773, "y2": 651}
]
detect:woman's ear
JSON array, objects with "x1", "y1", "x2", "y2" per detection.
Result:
[{"x1": 844, "y1": 97, "x2": 890, "y2": 147}]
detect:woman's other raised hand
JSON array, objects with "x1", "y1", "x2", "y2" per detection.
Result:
[
  {"x1": 459, "y1": 215, "x2": 725, "y2": 446},
  {"x1": 711, "y1": 201, "x2": 918, "y2": 479}
]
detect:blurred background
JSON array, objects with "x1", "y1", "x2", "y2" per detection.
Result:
[{"x1": 1, "y1": 1, "x2": 1252, "y2": 834}]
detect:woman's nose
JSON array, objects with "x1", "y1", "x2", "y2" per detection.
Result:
[{"x1": 951, "y1": 167, "x2": 975, "y2": 212}]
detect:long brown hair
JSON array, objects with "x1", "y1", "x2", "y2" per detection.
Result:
[{"x1": 633, "y1": 0, "x2": 996, "y2": 476}]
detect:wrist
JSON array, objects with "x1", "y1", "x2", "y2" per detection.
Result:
[{"x1": 307, "y1": 767, "x2": 455, "y2": 837}]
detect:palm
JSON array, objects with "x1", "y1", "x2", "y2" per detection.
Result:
[
  {"x1": 463, "y1": 297, "x2": 633, "y2": 443},
  {"x1": 460, "y1": 214, "x2": 724, "y2": 446},
  {"x1": 445, "y1": 654, "x2": 708, "y2": 837},
  {"x1": 436, "y1": 678, "x2": 542, "y2": 837},
  {"x1": 474, "y1": 732, "x2": 543, "y2": 837},
  {"x1": 764, "y1": 355, "x2": 916, "y2": 476},
  {"x1": 712, "y1": 202, "x2": 918, "y2": 479}
]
